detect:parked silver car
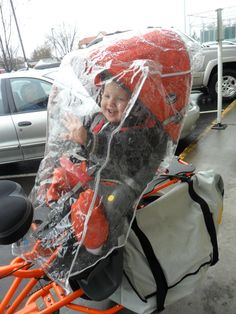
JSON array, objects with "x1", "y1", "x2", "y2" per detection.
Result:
[
  {"x1": 0, "y1": 71, "x2": 53, "y2": 164},
  {"x1": 192, "y1": 43, "x2": 236, "y2": 100},
  {"x1": 175, "y1": 31, "x2": 236, "y2": 100},
  {"x1": 0, "y1": 69, "x2": 199, "y2": 165}
]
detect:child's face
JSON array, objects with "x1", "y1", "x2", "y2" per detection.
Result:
[{"x1": 100, "y1": 81, "x2": 130, "y2": 123}]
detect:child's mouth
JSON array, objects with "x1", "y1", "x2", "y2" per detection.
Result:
[{"x1": 108, "y1": 109, "x2": 116, "y2": 115}]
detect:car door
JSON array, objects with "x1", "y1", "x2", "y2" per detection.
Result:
[
  {"x1": 7, "y1": 77, "x2": 52, "y2": 161},
  {"x1": 0, "y1": 78, "x2": 23, "y2": 164}
]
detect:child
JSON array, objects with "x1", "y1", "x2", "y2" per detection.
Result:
[
  {"x1": 60, "y1": 78, "x2": 168, "y2": 193},
  {"x1": 46, "y1": 77, "x2": 168, "y2": 254}
]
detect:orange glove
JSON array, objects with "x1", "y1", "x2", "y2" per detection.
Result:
[
  {"x1": 60, "y1": 157, "x2": 92, "y2": 186},
  {"x1": 71, "y1": 189, "x2": 109, "y2": 253},
  {"x1": 46, "y1": 158, "x2": 93, "y2": 203},
  {"x1": 46, "y1": 167, "x2": 71, "y2": 203}
]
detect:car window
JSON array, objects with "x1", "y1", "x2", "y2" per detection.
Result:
[{"x1": 9, "y1": 78, "x2": 52, "y2": 113}]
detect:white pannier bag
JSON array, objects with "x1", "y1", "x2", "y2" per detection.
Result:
[{"x1": 110, "y1": 170, "x2": 224, "y2": 313}]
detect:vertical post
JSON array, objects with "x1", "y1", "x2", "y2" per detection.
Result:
[
  {"x1": 217, "y1": 8, "x2": 223, "y2": 125},
  {"x1": 212, "y1": 8, "x2": 227, "y2": 130},
  {"x1": 9, "y1": 0, "x2": 28, "y2": 69}
]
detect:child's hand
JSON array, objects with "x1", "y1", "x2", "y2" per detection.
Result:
[{"x1": 61, "y1": 112, "x2": 87, "y2": 145}]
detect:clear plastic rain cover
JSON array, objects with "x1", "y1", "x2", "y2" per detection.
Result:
[{"x1": 13, "y1": 28, "x2": 193, "y2": 291}]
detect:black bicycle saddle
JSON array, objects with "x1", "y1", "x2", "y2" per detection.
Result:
[{"x1": 0, "y1": 180, "x2": 33, "y2": 245}]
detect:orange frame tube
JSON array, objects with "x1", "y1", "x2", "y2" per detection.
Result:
[{"x1": 0, "y1": 258, "x2": 123, "y2": 314}]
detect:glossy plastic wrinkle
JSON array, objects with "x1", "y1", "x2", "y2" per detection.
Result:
[{"x1": 13, "y1": 28, "x2": 193, "y2": 292}]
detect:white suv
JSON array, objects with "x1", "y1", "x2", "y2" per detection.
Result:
[{"x1": 192, "y1": 43, "x2": 236, "y2": 100}]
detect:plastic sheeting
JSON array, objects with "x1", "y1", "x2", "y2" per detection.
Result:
[{"x1": 13, "y1": 28, "x2": 195, "y2": 291}]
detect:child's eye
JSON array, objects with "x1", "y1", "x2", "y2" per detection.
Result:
[{"x1": 118, "y1": 96, "x2": 129, "y2": 102}]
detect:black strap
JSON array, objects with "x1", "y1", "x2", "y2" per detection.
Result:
[
  {"x1": 187, "y1": 179, "x2": 219, "y2": 265},
  {"x1": 132, "y1": 218, "x2": 168, "y2": 312}
]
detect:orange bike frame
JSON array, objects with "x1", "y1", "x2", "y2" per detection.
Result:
[{"x1": 0, "y1": 257, "x2": 124, "y2": 314}]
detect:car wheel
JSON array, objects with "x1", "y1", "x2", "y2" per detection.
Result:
[{"x1": 208, "y1": 69, "x2": 236, "y2": 100}]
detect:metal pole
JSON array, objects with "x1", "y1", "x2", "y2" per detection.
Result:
[
  {"x1": 217, "y1": 8, "x2": 223, "y2": 125},
  {"x1": 212, "y1": 8, "x2": 227, "y2": 130},
  {"x1": 9, "y1": 0, "x2": 28, "y2": 69},
  {"x1": 217, "y1": 39, "x2": 223, "y2": 124}
]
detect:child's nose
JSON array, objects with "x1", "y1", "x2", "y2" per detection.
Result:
[{"x1": 108, "y1": 97, "x2": 116, "y2": 106}]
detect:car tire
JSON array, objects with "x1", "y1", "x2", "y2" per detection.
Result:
[{"x1": 208, "y1": 69, "x2": 236, "y2": 100}]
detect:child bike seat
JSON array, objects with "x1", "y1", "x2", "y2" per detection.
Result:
[
  {"x1": 0, "y1": 180, "x2": 33, "y2": 245},
  {"x1": 69, "y1": 248, "x2": 123, "y2": 301}
]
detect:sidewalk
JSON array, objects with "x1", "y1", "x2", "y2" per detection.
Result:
[{"x1": 165, "y1": 100, "x2": 236, "y2": 314}]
